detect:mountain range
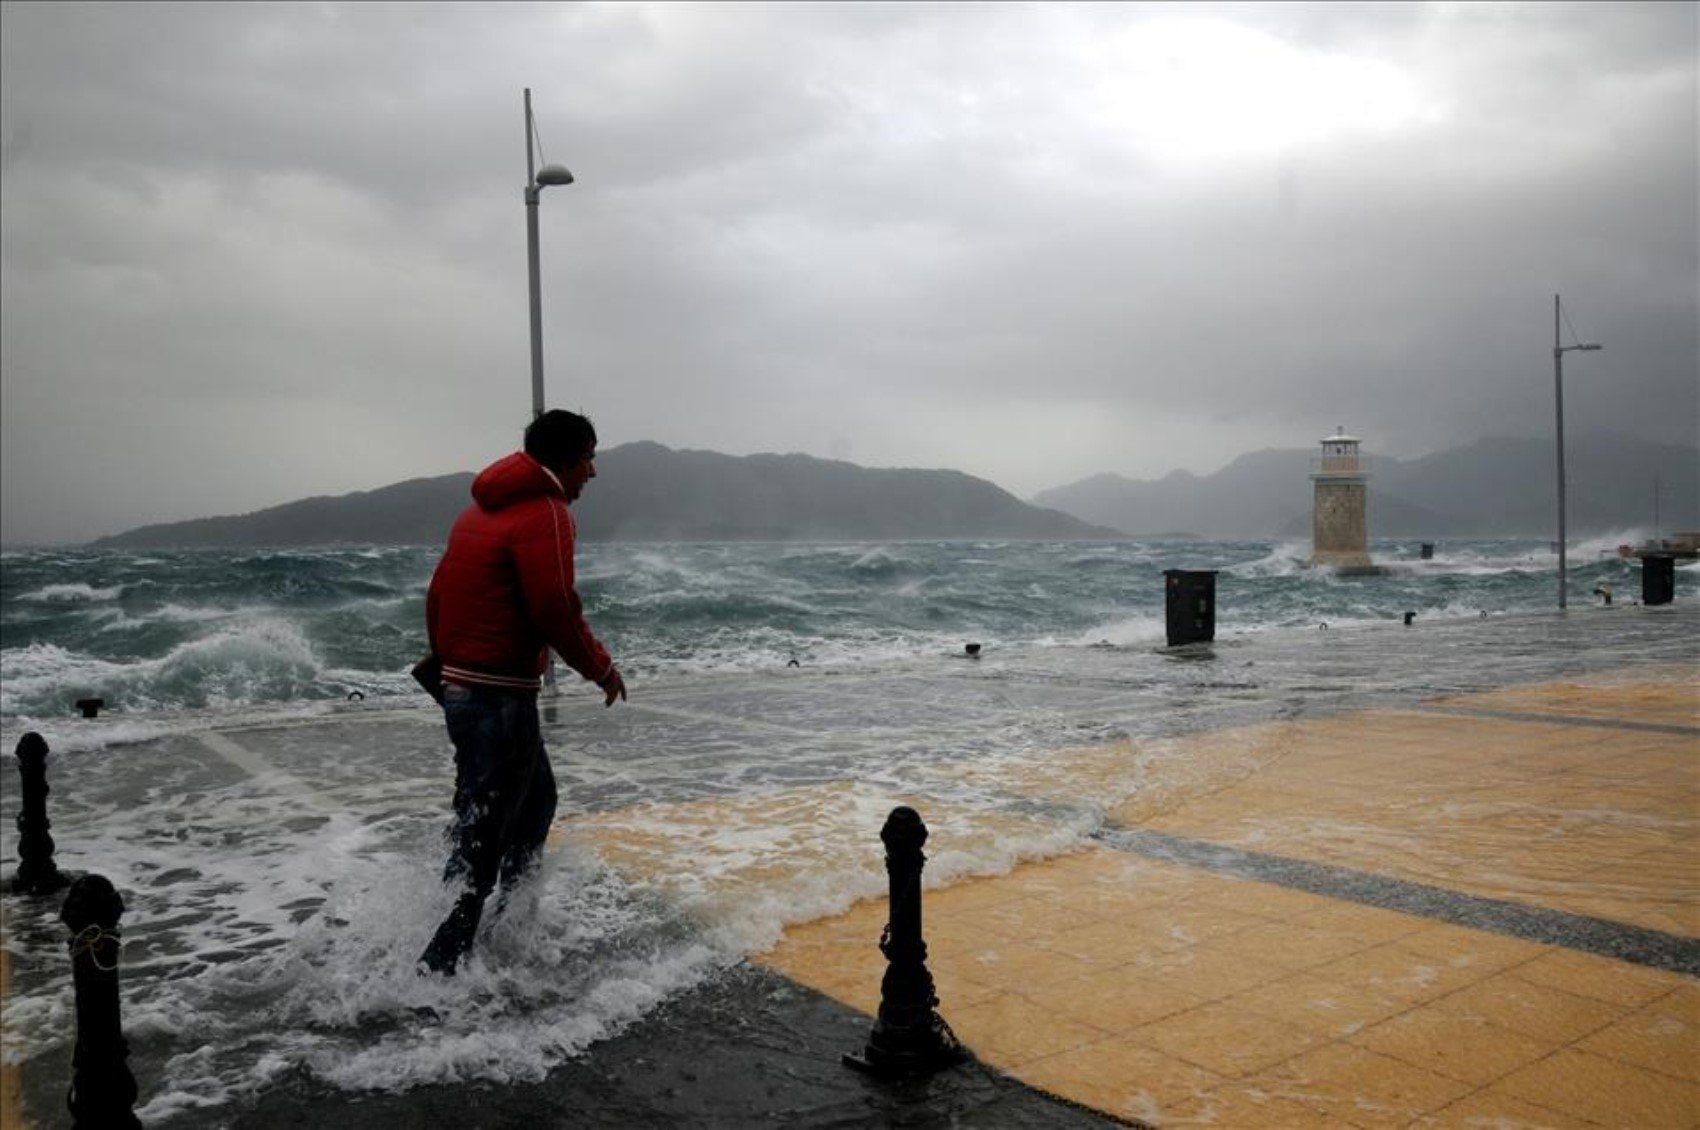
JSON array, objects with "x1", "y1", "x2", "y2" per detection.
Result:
[
  {"x1": 89, "y1": 430, "x2": 1696, "y2": 548},
  {"x1": 1033, "y1": 430, "x2": 1698, "y2": 540},
  {"x1": 91, "y1": 442, "x2": 1116, "y2": 548}
]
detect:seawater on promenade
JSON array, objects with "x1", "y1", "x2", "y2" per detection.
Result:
[{"x1": 0, "y1": 547, "x2": 1694, "y2": 1124}]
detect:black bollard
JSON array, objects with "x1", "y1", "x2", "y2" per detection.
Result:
[
  {"x1": 61, "y1": 874, "x2": 141, "y2": 1129},
  {"x1": 75, "y1": 699, "x2": 103, "y2": 720},
  {"x1": 1403, "y1": 611, "x2": 1415, "y2": 626},
  {"x1": 844, "y1": 807, "x2": 965, "y2": 1077},
  {"x1": 12, "y1": 733, "x2": 69, "y2": 896}
]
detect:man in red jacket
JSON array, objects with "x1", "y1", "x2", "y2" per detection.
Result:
[{"x1": 418, "y1": 409, "x2": 626, "y2": 975}]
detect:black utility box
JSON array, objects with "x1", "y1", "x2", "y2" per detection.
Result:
[
  {"x1": 1642, "y1": 554, "x2": 1676, "y2": 606},
  {"x1": 1164, "y1": 569, "x2": 1218, "y2": 646}
]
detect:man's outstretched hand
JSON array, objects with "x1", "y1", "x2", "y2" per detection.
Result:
[{"x1": 600, "y1": 666, "x2": 627, "y2": 707}]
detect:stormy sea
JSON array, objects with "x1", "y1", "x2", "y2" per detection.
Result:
[{"x1": 3, "y1": 536, "x2": 1679, "y2": 725}]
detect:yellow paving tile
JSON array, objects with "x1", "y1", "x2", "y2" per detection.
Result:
[
  {"x1": 1208, "y1": 918, "x2": 1377, "y2": 972},
  {"x1": 1576, "y1": 1003, "x2": 1700, "y2": 1084},
  {"x1": 1509, "y1": 949, "x2": 1694, "y2": 1009},
  {"x1": 1393, "y1": 922, "x2": 1551, "y2": 975},
  {"x1": 1433, "y1": 667, "x2": 1700, "y2": 727},
  {"x1": 1431, "y1": 974, "x2": 1627, "y2": 1046},
  {"x1": 1185, "y1": 877, "x2": 1333, "y2": 923},
  {"x1": 1288, "y1": 903, "x2": 1431, "y2": 947},
  {"x1": 925, "y1": 874, "x2": 1037, "y2": 914},
  {"x1": 1124, "y1": 941, "x2": 1302, "y2": 1003},
  {"x1": 1042, "y1": 966, "x2": 1211, "y2": 1033},
  {"x1": 930, "y1": 965, "x2": 1006, "y2": 1011},
  {"x1": 1162, "y1": 1080, "x2": 1358, "y2": 1129},
  {"x1": 1419, "y1": 1089, "x2": 1608, "y2": 1129},
  {"x1": 1348, "y1": 1001, "x2": 1554, "y2": 1086},
  {"x1": 1495, "y1": 1047, "x2": 1700, "y2": 1129},
  {"x1": 1649, "y1": 980, "x2": 1700, "y2": 1022},
  {"x1": 942, "y1": 991, "x2": 1109, "y2": 1070},
  {"x1": 954, "y1": 938, "x2": 1110, "y2": 989},
  {"x1": 1228, "y1": 969, "x2": 1412, "y2": 1039},
  {"x1": 1256, "y1": 1042, "x2": 1477, "y2": 1128},
  {"x1": 969, "y1": 896, "x2": 1106, "y2": 944},
  {"x1": 1033, "y1": 914, "x2": 1184, "y2": 962},
  {"x1": 1089, "y1": 900, "x2": 1270, "y2": 949},
  {"x1": 1125, "y1": 999, "x2": 1329, "y2": 1079},
  {"x1": 1314, "y1": 941, "x2": 1501, "y2": 1005},
  {"x1": 1015, "y1": 1036, "x2": 1229, "y2": 1127}
]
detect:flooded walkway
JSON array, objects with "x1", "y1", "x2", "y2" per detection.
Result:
[
  {"x1": 762, "y1": 669, "x2": 1697, "y2": 1126},
  {"x1": 2, "y1": 604, "x2": 1695, "y2": 1126}
]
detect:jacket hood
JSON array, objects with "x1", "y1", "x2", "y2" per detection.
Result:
[{"x1": 471, "y1": 452, "x2": 563, "y2": 512}]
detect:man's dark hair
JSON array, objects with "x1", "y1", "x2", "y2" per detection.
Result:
[{"x1": 524, "y1": 410, "x2": 597, "y2": 471}]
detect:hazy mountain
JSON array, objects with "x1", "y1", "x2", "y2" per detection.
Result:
[
  {"x1": 90, "y1": 442, "x2": 1118, "y2": 548},
  {"x1": 1033, "y1": 430, "x2": 1698, "y2": 539}
]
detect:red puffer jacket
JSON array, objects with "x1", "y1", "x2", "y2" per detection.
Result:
[{"x1": 426, "y1": 451, "x2": 612, "y2": 691}]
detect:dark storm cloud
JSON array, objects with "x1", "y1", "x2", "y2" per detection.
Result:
[{"x1": 2, "y1": 1, "x2": 1694, "y2": 544}]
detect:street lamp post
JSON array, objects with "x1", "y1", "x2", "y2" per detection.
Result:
[
  {"x1": 525, "y1": 88, "x2": 574, "y2": 419},
  {"x1": 1553, "y1": 293, "x2": 1602, "y2": 610}
]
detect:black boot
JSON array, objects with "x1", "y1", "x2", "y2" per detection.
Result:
[{"x1": 418, "y1": 893, "x2": 483, "y2": 975}]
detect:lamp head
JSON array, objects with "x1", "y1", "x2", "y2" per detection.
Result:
[{"x1": 535, "y1": 164, "x2": 575, "y2": 187}]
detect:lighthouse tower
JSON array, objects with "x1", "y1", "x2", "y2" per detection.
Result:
[{"x1": 1310, "y1": 428, "x2": 1373, "y2": 571}]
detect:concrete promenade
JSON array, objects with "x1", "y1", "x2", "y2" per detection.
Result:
[{"x1": 2, "y1": 604, "x2": 1695, "y2": 1127}]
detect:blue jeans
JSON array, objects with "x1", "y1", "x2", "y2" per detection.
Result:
[{"x1": 439, "y1": 682, "x2": 557, "y2": 901}]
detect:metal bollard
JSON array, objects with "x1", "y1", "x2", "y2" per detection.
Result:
[
  {"x1": 844, "y1": 806, "x2": 965, "y2": 1077},
  {"x1": 12, "y1": 732, "x2": 69, "y2": 896},
  {"x1": 61, "y1": 874, "x2": 141, "y2": 1129}
]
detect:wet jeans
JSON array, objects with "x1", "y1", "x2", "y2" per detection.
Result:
[
  {"x1": 441, "y1": 681, "x2": 557, "y2": 894},
  {"x1": 420, "y1": 682, "x2": 556, "y2": 972}
]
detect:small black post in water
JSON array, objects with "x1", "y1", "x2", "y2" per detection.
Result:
[
  {"x1": 1403, "y1": 610, "x2": 1416, "y2": 626},
  {"x1": 1164, "y1": 569, "x2": 1218, "y2": 647},
  {"x1": 61, "y1": 874, "x2": 141, "y2": 1130},
  {"x1": 12, "y1": 732, "x2": 69, "y2": 896},
  {"x1": 1642, "y1": 554, "x2": 1676, "y2": 606},
  {"x1": 844, "y1": 806, "x2": 964, "y2": 1077},
  {"x1": 74, "y1": 698, "x2": 103, "y2": 720}
]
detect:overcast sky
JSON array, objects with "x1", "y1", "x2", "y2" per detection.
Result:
[{"x1": 2, "y1": 2, "x2": 1694, "y2": 545}]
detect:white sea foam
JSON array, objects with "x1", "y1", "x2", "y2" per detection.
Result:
[
  {"x1": 850, "y1": 547, "x2": 902, "y2": 574},
  {"x1": 1069, "y1": 614, "x2": 1169, "y2": 648},
  {"x1": 19, "y1": 582, "x2": 126, "y2": 603},
  {"x1": 0, "y1": 617, "x2": 330, "y2": 720},
  {"x1": 1225, "y1": 541, "x2": 1310, "y2": 577}
]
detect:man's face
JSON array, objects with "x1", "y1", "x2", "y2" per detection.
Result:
[{"x1": 560, "y1": 447, "x2": 596, "y2": 502}]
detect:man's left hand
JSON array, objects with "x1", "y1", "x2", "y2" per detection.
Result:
[{"x1": 600, "y1": 666, "x2": 627, "y2": 707}]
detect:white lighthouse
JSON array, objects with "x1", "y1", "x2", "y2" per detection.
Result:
[{"x1": 1310, "y1": 428, "x2": 1375, "y2": 571}]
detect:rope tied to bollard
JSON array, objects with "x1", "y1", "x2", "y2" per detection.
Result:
[{"x1": 69, "y1": 923, "x2": 122, "y2": 972}]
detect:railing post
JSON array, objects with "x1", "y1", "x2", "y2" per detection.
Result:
[
  {"x1": 844, "y1": 806, "x2": 964, "y2": 1076},
  {"x1": 61, "y1": 874, "x2": 140, "y2": 1129},
  {"x1": 12, "y1": 732, "x2": 69, "y2": 896}
]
